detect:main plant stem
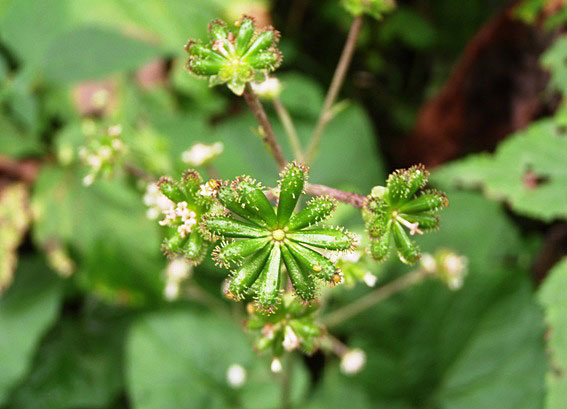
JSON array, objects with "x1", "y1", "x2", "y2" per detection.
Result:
[
  {"x1": 273, "y1": 96, "x2": 303, "y2": 161},
  {"x1": 243, "y1": 83, "x2": 287, "y2": 170},
  {"x1": 322, "y1": 269, "x2": 431, "y2": 328},
  {"x1": 305, "y1": 14, "x2": 364, "y2": 164}
]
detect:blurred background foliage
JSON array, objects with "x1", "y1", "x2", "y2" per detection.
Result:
[{"x1": 0, "y1": 0, "x2": 566, "y2": 408}]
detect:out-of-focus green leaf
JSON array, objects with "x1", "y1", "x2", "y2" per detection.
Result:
[
  {"x1": 306, "y1": 365, "x2": 373, "y2": 409},
  {"x1": 278, "y1": 72, "x2": 325, "y2": 119},
  {"x1": 127, "y1": 308, "x2": 309, "y2": 409},
  {"x1": 541, "y1": 36, "x2": 567, "y2": 96},
  {"x1": 5, "y1": 312, "x2": 127, "y2": 409},
  {"x1": 43, "y1": 26, "x2": 162, "y2": 83},
  {"x1": 0, "y1": 114, "x2": 42, "y2": 157},
  {"x1": 379, "y1": 7, "x2": 437, "y2": 49},
  {"x1": 539, "y1": 258, "x2": 567, "y2": 409},
  {"x1": 0, "y1": 0, "x2": 71, "y2": 67},
  {"x1": 432, "y1": 119, "x2": 567, "y2": 221},
  {"x1": 0, "y1": 183, "x2": 30, "y2": 292},
  {"x1": 0, "y1": 258, "x2": 62, "y2": 405},
  {"x1": 31, "y1": 165, "x2": 164, "y2": 304},
  {"x1": 127, "y1": 309, "x2": 249, "y2": 409}
]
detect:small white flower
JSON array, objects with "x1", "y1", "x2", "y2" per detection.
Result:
[
  {"x1": 251, "y1": 77, "x2": 282, "y2": 99},
  {"x1": 199, "y1": 183, "x2": 217, "y2": 197},
  {"x1": 226, "y1": 364, "x2": 247, "y2": 388},
  {"x1": 166, "y1": 258, "x2": 192, "y2": 281},
  {"x1": 443, "y1": 254, "x2": 467, "y2": 290},
  {"x1": 181, "y1": 142, "x2": 224, "y2": 166},
  {"x1": 86, "y1": 154, "x2": 102, "y2": 170},
  {"x1": 342, "y1": 251, "x2": 361, "y2": 263},
  {"x1": 108, "y1": 124, "x2": 122, "y2": 137},
  {"x1": 271, "y1": 357, "x2": 283, "y2": 373},
  {"x1": 164, "y1": 281, "x2": 180, "y2": 301},
  {"x1": 362, "y1": 272, "x2": 377, "y2": 287},
  {"x1": 282, "y1": 326, "x2": 300, "y2": 352},
  {"x1": 98, "y1": 146, "x2": 113, "y2": 161},
  {"x1": 420, "y1": 253, "x2": 436, "y2": 273},
  {"x1": 82, "y1": 174, "x2": 95, "y2": 186},
  {"x1": 340, "y1": 348, "x2": 366, "y2": 375}
]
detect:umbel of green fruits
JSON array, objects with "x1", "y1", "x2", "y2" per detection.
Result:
[
  {"x1": 157, "y1": 170, "x2": 218, "y2": 264},
  {"x1": 363, "y1": 165, "x2": 448, "y2": 264},
  {"x1": 203, "y1": 162, "x2": 355, "y2": 313},
  {"x1": 246, "y1": 294, "x2": 323, "y2": 358},
  {"x1": 185, "y1": 16, "x2": 282, "y2": 95}
]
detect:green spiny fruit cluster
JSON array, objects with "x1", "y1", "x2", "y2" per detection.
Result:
[
  {"x1": 157, "y1": 171, "x2": 218, "y2": 264},
  {"x1": 363, "y1": 165, "x2": 448, "y2": 264},
  {"x1": 245, "y1": 293, "x2": 322, "y2": 357},
  {"x1": 185, "y1": 16, "x2": 282, "y2": 95},
  {"x1": 203, "y1": 161, "x2": 355, "y2": 313}
]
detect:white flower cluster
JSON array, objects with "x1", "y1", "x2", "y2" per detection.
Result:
[
  {"x1": 158, "y1": 201, "x2": 197, "y2": 238},
  {"x1": 143, "y1": 183, "x2": 174, "y2": 220},
  {"x1": 181, "y1": 142, "x2": 224, "y2": 167},
  {"x1": 163, "y1": 258, "x2": 192, "y2": 301},
  {"x1": 421, "y1": 249, "x2": 468, "y2": 290},
  {"x1": 79, "y1": 124, "x2": 124, "y2": 186}
]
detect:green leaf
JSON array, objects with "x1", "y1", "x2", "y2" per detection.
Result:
[
  {"x1": 541, "y1": 36, "x2": 567, "y2": 95},
  {"x1": 31, "y1": 165, "x2": 164, "y2": 304},
  {"x1": 0, "y1": 258, "x2": 62, "y2": 405},
  {"x1": 306, "y1": 365, "x2": 373, "y2": 409},
  {"x1": 538, "y1": 258, "x2": 567, "y2": 409},
  {"x1": 126, "y1": 309, "x2": 251, "y2": 409},
  {"x1": 432, "y1": 119, "x2": 567, "y2": 221},
  {"x1": 5, "y1": 312, "x2": 127, "y2": 409},
  {"x1": 43, "y1": 26, "x2": 162, "y2": 83}
]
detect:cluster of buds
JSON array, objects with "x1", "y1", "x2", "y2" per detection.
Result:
[
  {"x1": 185, "y1": 16, "x2": 282, "y2": 95},
  {"x1": 421, "y1": 249, "x2": 468, "y2": 290},
  {"x1": 204, "y1": 161, "x2": 355, "y2": 313},
  {"x1": 341, "y1": 0, "x2": 396, "y2": 19},
  {"x1": 181, "y1": 142, "x2": 224, "y2": 167},
  {"x1": 156, "y1": 170, "x2": 219, "y2": 264},
  {"x1": 245, "y1": 293, "x2": 323, "y2": 366},
  {"x1": 163, "y1": 258, "x2": 192, "y2": 301},
  {"x1": 363, "y1": 165, "x2": 448, "y2": 264},
  {"x1": 79, "y1": 124, "x2": 125, "y2": 186}
]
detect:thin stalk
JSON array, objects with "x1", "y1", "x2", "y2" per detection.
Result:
[
  {"x1": 305, "y1": 183, "x2": 366, "y2": 208},
  {"x1": 273, "y1": 96, "x2": 303, "y2": 161},
  {"x1": 280, "y1": 354, "x2": 295, "y2": 409},
  {"x1": 305, "y1": 14, "x2": 364, "y2": 164},
  {"x1": 322, "y1": 269, "x2": 431, "y2": 328},
  {"x1": 243, "y1": 83, "x2": 287, "y2": 170}
]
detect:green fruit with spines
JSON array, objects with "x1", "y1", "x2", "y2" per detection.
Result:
[
  {"x1": 204, "y1": 161, "x2": 355, "y2": 312},
  {"x1": 229, "y1": 243, "x2": 272, "y2": 298},
  {"x1": 158, "y1": 177, "x2": 186, "y2": 203},
  {"x1": 185, "y1": 16, "x2": 282, "y2": 95},
  {"x1": 287, "y1": 196, "x2": 337, "y2": 231},
  {"x1": 364, "y1": 165, "x2": 448, "y2": 265}
]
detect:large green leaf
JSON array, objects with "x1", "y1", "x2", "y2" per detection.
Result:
[
  {"x1": 0, "y1": 258, "x2": 62, "y2": 405},
  {"x1": 126, "y1": 308, "x2": 309, "y2": 409},
  {"x1": 432, "y1": 119, "x2": 567, "y2": 221},
  {"x1": 5, "y1": 311, "x2": 127, "y2": 409},
  {"x1": 43, "y1": 26, "x2": 162, "y2": 83},
  {"x1": 541, "y1": 36, "x2": 567, "y2": 95},
  {"x1": 538, "y1": 258, "x2": 567, "y2": 409},
  {"x1": 32, "y1": 165, "x2": 164, "y2": 304}
]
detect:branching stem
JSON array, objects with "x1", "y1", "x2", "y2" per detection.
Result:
[
  {"x1": 305, "y1": 14, "x2": 364, "y2": 164},
  {"x1": 305, "y1": 183, "x2": 366, "y2": 208},
  {"x1": 243, "y1": 84, "x2": 287, "y2": 170},
  {"x1": 322, "y1": 269, "x2": 431, "y2": 328}
]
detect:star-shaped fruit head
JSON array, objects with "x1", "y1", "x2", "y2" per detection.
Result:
[
  {"x1": 363, "y1": 165, "x2": 448, "y2": 264},
  {"x1": 157, "y1": 170, "x2": 218, "y2": 264},
  {"x1": 246, "y1": 293, "x2": 323, "y2": 357},
  {"x1": 203, "y1": 162, "x2": 355, "y2": 313},
  {"x1": 185, "y1": 16, "x2": 282, "y2": 95}
]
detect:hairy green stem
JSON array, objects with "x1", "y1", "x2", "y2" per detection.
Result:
[
  {"x1": 243, "y1": 83, "x2": 287, "y2": 170},
  {"x1": 322, "y1": 269, "x2": 430, "y2": 328},
  {"x1": 273, "y1": 96, "x2": 303, "y2": 161},
  {"x1": 305, "y1": 14, "x2": 364, "y2": 164},
  {"x1": 305, "y1": 183, "x2": 366, "y2": 208}
]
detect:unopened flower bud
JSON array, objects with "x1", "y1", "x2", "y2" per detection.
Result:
[
  {"x1": 226, "y1": 364, "x2": 247, "y2": 388},
  {"x1": 271, "y1": 357, "x2": 283, "y2": 373},
  {"x1": 340, "y1": 348, "x2": 366, "y2": 375}
]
